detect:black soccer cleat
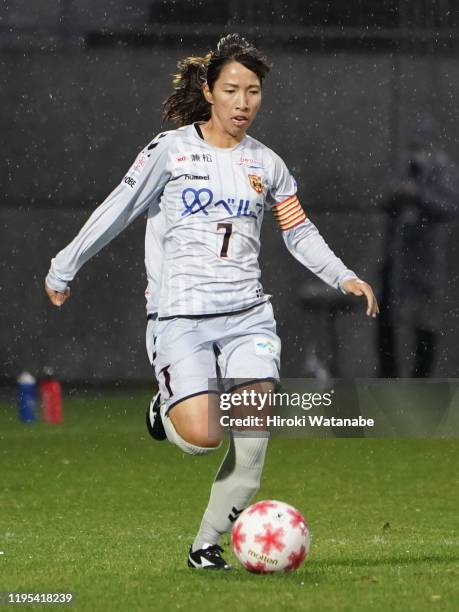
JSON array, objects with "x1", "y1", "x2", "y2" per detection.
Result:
[
  {"x1": 145, "y1": 391, "x2": 166, "y2": 441},
  {"x1": 188, "y1": 544, "x2": 232, "y2": 570}
]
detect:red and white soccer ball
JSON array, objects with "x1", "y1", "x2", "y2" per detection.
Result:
[{"x1": 231, "y1": 500, "x2": 310, "y2": 573}]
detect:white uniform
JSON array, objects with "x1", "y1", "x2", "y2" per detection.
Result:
[
  {"x1": 46, "y1": 123, "x2": 357, "y2": 408},
  {"x1": 145, "y1": 211, "x2": 165, "y2": 315},
  {"x1": 47, "y1": 123, "x2": 356, "y2": 317}
]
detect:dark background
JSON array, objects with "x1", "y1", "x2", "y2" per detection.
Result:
[{"x1": 1, "y1": 0, "x2": 458, "y2": 384}]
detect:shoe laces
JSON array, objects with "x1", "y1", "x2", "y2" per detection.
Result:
[{"x1": 204, "y1": 544, "x2": 224, "y2": 560}]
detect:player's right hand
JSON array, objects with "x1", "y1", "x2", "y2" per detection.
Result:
[{"x1": 45, "y1": 282, "x2": 70, "y2": 307}]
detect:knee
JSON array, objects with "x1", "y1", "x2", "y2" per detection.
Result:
[
  {"x1": 172, "y1": 421, "x2": 222, "y2": 454},
  {"x1": 181, "y1": 434, "x2": 222, "y2": 456},
  {"x1": 167, "y1": 397, "x2": 223, "y2": 454},
  {"x1": 171, "y1": 414, "x2": 222, "y2": 449},
  {"x1": 183, "y1": 429, "x2": 222, "y2": 449}
]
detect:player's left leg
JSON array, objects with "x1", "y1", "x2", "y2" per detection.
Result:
[
  {"x1": 191, "y1": 382, "x2": 272, "y2": 554},
  {"x1": 191, "y1": 302, "x2": 280, "y2": 558}
]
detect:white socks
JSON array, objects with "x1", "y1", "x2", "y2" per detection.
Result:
[
  {"x1": 192, "y1": 433, "x2": 269, "y2": 551},
  {"x1": 160, "y1": 405, "x2": 269, "y2": 552}
]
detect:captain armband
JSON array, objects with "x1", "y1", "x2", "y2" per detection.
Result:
[{"x1": 272, "y1": 195, "x2": 307, "y2": 231}]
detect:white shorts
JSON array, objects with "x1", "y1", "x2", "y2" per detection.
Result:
[{"x1": 146, "y1": 302, "x2": 281, "y2": 413}]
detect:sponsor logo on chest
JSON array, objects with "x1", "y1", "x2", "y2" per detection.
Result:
[
  {"x1": 184, "y1": 174, "x2": 210, "y2": 181},
  {"x1": 238, "y1": 155, "x2": 263, "y2": 169},
  {"x1": 180, "y1": 187, "x2": 263, "y2": 220},
  {"x1": 176, "y1": 152, "x2": 213, "y2": 164}
]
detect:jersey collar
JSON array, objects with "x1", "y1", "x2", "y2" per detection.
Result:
[{"x1": 192, "y1": 122, "x2": 247, "y2": 152}]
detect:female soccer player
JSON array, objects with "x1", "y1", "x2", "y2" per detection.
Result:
[{"x1": 45, "y1": 34, "x2": 378, "y2": 570}]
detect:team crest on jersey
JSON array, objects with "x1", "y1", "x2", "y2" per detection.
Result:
[{"x1": 248, "y1": 174, "x2": 264, "y2": 194}]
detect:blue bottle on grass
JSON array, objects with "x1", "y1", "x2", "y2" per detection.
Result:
[{"x1": 17, "y1": 372, "x2": 37, "y2": 423}]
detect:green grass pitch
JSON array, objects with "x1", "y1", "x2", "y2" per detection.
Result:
[{"x1": 1, "y1": 392, "x2": 458, "y2": 611}]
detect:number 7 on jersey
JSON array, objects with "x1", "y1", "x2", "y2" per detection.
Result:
[{"x1": 217, "y1": 222, "x2": 233, "y2": 258}]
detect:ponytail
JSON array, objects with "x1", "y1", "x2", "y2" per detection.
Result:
[
  {"x1": 162, "y1": 54, "x2": 211, "y2": 127},
  {"x1": 162, "y1": 35, "x2": 270, "y2": 128}
]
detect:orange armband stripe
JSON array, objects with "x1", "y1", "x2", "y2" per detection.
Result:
[
  {"x1": 273, "y1": 194, "x2": 297, "y2": 212},
  {"x1": 272, "y1": 196, "x2": 307, "y2": 231}
]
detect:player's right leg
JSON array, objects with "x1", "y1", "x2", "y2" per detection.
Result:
[
  {"x1": 146, "y1": 390, "x2": 166, "y2": 441},
  {"x1": 163, "y1": 393, "x2": 223, "y2": 453},
  {"x1": 166, "y1": 395, "x2": 231, "y2": 569},
  {"x1": 152, "y1": 317, "x2": 230, "y2": 568},
  {"x1": 156, "y1": 369, "x2": 230, "y2": 568},
  {"x1": 145, "y1": 315, "x2": 166, "y2": 441},
  {"x1": 153, "y1": 316, "x2": 223, "y2": 453}
]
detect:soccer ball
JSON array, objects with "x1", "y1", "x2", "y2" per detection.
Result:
[{"x1": 231, "y1": 500, "x2": 310, "y2": 573}]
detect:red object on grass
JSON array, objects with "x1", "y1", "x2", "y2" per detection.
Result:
[{"x1": 40, "y1": 374, "x2": 63, "y2": 424}]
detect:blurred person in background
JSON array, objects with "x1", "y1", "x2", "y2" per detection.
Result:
[{"x1": 378, "y1": 116, "x2": 458, "y2": 378}]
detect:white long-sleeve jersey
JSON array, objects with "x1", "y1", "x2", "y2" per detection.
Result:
[{"x1": 46, "y1": 123, "x2": 356, "y2": 318}]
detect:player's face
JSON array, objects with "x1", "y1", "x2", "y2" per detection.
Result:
[{"x1": 205, "y1": 61, "x2": 262, "y2": 136}]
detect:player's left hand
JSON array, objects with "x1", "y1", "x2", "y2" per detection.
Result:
[
  {"x1": 342, "y1": 278, "x2": 379, "y2": 318},
  {"x1": 44, "y1": 282, "x2": 71, "y2": 307}
]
